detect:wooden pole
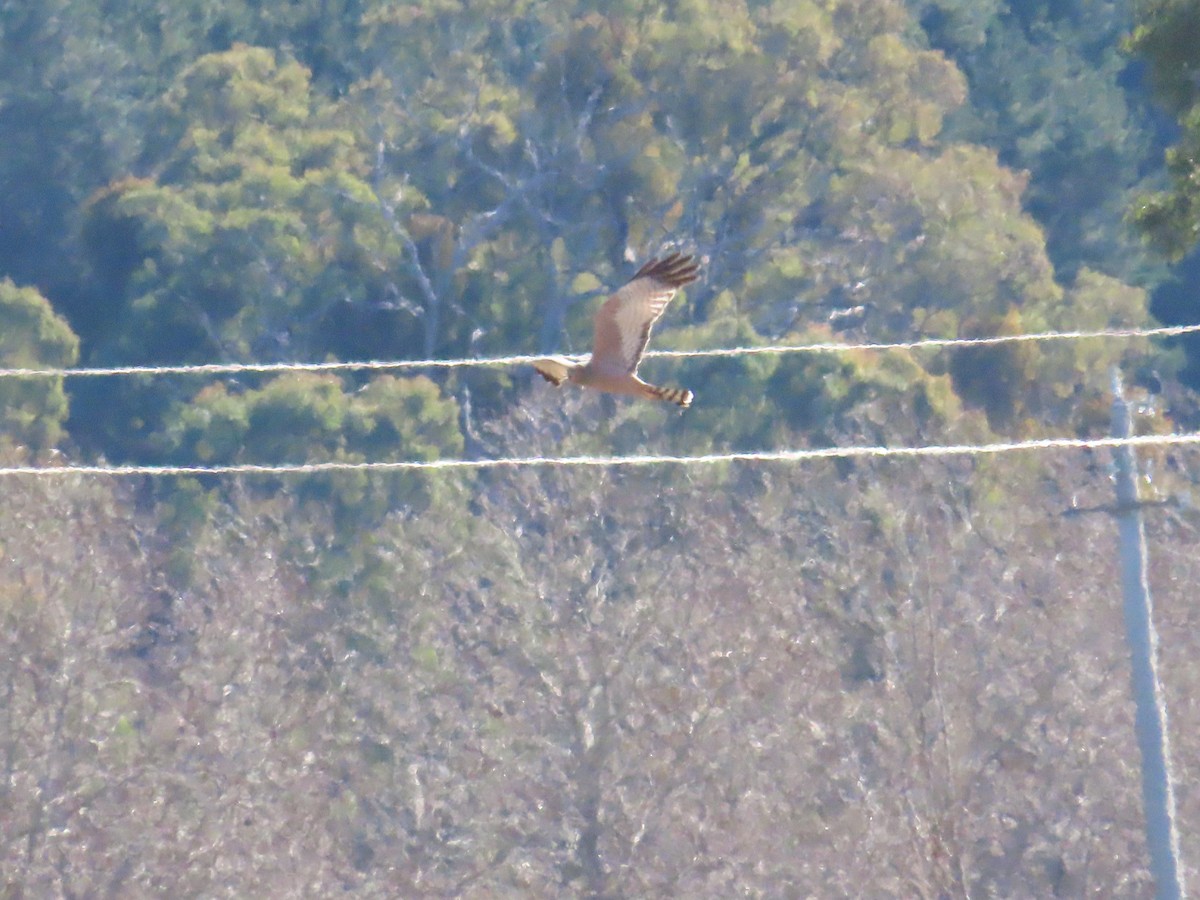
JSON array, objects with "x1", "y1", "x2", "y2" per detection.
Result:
[{"x1": 1109, "y1": 368, "x2": 1184, "y2": 900}]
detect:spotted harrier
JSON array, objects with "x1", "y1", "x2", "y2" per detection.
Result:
[{"x1": 533, "y1": 253, "x2": 699, "y2": 408}]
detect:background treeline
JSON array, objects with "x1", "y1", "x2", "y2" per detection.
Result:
[{"x1": 2, "y1": 0, "x2": 1200, "y2": 895}]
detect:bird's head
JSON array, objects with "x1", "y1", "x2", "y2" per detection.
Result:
[{"x1": 532, "y1": 356, "x2": 578, "y2": 387}]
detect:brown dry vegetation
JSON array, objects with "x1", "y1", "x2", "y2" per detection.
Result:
[{"x1": 3, "y1": 401, "x2": 1197, "y2": 898}]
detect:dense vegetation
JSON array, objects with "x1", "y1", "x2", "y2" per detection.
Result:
[{"x1": 1, "y1": 0, "x2": 1198, "y2": 895}]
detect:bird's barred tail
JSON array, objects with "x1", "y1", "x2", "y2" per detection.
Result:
[{"x1": 647, "y1": 384, "x2": 694, "y2": 409}]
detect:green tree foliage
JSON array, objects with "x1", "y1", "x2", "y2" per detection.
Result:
[
  {"x1": 0, "y1": 279, "x2": 79, "y2": 449},
  {"x1": 346, "y1": 0, "x2": 1153, "y2": 438},
  {"x1": 85, "y1": 46, "x2": 382, "y2": 365},
  {"x1": 1128, "y1": 0, "x2": 1200, "y2": 258},
  {"x1": 76, "y1": 46, "x2": 458, "y2": 463},
  {"x1": 0, "y1": 3, "x2": 138, "y2": 305},
  {"x1": 148, "y1": 371, "x2": 462, "y2": 587},
  {"x1": 1127, "y1": 0, "x2": 1200, "y2": 391},
  {"x1": 161, "y1": 372, "x2": 461, "y2": 518},
  {"x1": 17, "y1": 0, "x2": 1174, "y2": 465},
  {"x1": 914, "y1": 0, "x2": 1159, "y2": 283}
]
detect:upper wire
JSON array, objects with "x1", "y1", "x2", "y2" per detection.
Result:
[{"x1": 0, "y1": 324, "x2": 1195, "y2": 380}]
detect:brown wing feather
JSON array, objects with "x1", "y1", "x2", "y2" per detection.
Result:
[{"x1": 590, "y1": 254, "x2": 700, "y2": 375}]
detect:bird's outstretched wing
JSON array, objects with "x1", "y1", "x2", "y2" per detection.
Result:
[{"x1": 590, "y1": 253, "x2": 699, "y2": 375}]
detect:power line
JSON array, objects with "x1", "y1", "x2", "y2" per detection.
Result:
[
  {"x1": 0, "y1": 324, "x2": 1196, "y2": 380},
  {"x1": 3, "y1": 432, "x2": 1198, "y2": 478}
]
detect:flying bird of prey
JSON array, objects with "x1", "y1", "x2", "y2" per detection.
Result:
[{"x1": 533, "y1": 253, "x2": 700, "y2": 408}]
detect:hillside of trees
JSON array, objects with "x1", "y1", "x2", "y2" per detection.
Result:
[{"x1": 2, "y1": 0, "x2": 1199, "y2": 895}]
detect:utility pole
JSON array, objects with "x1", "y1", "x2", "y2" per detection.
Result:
[{"x1": 1109, "y1": 368, "x2": 1184, "y2": 900}]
